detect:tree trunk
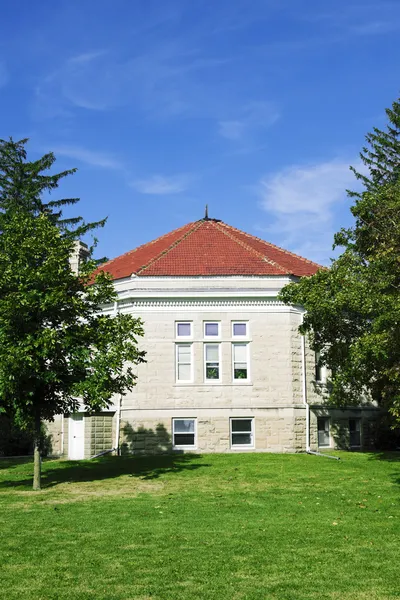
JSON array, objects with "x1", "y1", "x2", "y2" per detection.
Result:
[{"x1": 32, "y1": 414, "x2": 41, "y2": 491}]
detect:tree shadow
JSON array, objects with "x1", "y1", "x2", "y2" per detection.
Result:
[
  {"x1": 332, "y1": 422, "x2": 349, "y2": 450},
  {"x1": 367, "y1": 451, "x2": 400, "y2": 488},
  {"x1": 121, "y1": 423, "x2": 172, "y2": 455},
  {"x1": 0, "y1": 456, "x2": 33, "y2": 470},
  {"x1": 0, "y1": 453, "x2": 210, "y2": 490},
  {"x1": 367, "y1": 451, "x2": 400, "y2": 463}
]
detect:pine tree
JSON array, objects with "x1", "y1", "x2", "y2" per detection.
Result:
[
  {"x1": 0, "y1": 138, "x2": 105, "y2": 237},
  {"x1": 280, "y1": 97, "x2": 400, "y2": 423},
  {"x1": 349, "y1": 98, "x2": 400, "y2": 191}
]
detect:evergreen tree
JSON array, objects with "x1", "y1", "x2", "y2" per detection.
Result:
[
  {"x1": 280, "y1": 98, "x2": 400, "y2": 422},
  {"x1": 349, "y1": 98, "x2": 400, "y2": 192},
  {"x1": 0, "y1": 138, "x2": 105, "y2": 236}
]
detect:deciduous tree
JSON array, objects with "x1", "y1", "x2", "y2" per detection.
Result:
[
  {"x1": 0, "y1": 140, "x2": 145, "y2": 489},
  {"x1": 279, "y1": 99, "x2": 400, "y2": 421}
]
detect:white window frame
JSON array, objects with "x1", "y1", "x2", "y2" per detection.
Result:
[
  {"x1": 204, "y1": 321, "x2": 220, "y2": 339},
  {"x1": 315, "y1": 351, "x2": 327, "y2": 384},
  {"x1": 176, "y1": 321, "x2": 193, "y2": 339},
  {"x1": 232, "y1": 343, "x2": 250, "y2": 382},
  {"x1": 172, "y1": 418, "x2": 197, "y2": 449},
  {"x1": 175, "y1": 343, "x2": 193, "y2": 383},
  {"x1": 317, "y1": 417, "x2": 331, "y2": 448},
  {"x1": 232, "y1": 321, "x2": 249, "y2": 339},
  {"x1": 230, "y1": 418, "x2": 255, "y2": 449},
  {"x1": 204, "y1": 343, "x2": 221, "y2": 382}
]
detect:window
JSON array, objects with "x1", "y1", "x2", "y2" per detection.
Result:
[
  {"x1": 204, "y1": 344, "x2": 220, "y2": 381},
  {"x1": 315, "y1": 351, "x2": 327, "y2": 383},
  {"x1": 349, "y1": 418, "x2": 361, "y2": 447},
  {"x1": 317, "y1": 417, "x2": 330, "y2": 447},
  {"x1": 204, "y1": 322, "x2": 220, "y2": 338},
  {"x1": 176, "y1": 322, "x2": 192, "y2": 338},
  {"x1": 232, "y1": 322, "x2": 248, "y2": 338},
  {"x1": 231, "y1": 418, "x2": 254, "y2": 448},
  {"x1": 232, "y1": 343, "x2": 249, "y2": 381},
  {"x1": 173, "y1": 419, "x2": 196, "y2": 448},
  {"x1": 176, "y1": 344, "x2": 192, "y2": 382}
]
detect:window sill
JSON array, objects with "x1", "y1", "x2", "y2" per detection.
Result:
[{"x1": 173, "y1": 383, "x2": 253, "y2": 387}]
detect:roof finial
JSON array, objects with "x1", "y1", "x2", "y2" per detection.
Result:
[{"x1": 204, "y1": 204, "x2": 209, "y2": 220}]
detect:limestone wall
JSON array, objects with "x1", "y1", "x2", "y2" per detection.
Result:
[
  {"x1": 119, "y1": 407, "x2": 307, "y2": 454},
  {"x1": 118, "y1": 307, "x2": 306, "y2": 412}
]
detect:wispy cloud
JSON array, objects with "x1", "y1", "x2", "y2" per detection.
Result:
[
  {"x1": 218, "y1": 121, "x2": 245, "y2": 141},
  {"x1": 51, "y1": 145, "x2": 123, "y2": 170},
  {"x1": 67, "y1": 50, "x2": 108, "y2": 65},
  {"x1": 130, "y1": 174, "x2": 190, "y2": 195},
  {"x1": 218, "y1": 101, "x2": 280, "y2": 144},
  {"x1": 0, "y1": 61, "x2": 9, "y2": 88},
  {"x1": 258, "y1": 159, "x2": 361, "y2": 264},
  {"x1": 35, "y1": 46, "x2": 232, "y2": 119},
  {"x1": 295, "y1": 1, "x2": 400, "y2": 42}
]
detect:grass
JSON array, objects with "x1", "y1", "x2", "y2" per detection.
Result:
[{"x1": 0, "y1": 452, "x2": 400, "y2": 600}]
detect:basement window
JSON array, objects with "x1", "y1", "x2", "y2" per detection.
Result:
[
  {"x1": 349, "y1": 418, "x2": 361, "y2": 447},
  {"x1": 317, "y1": 417, "x2": 330, "y2": 447},
  {"x1": 173, "y1": 419, "x2": 196, "y2": 448},
  {"x1": 230, "y1": 418, "x2": 254, "y2": 448}
]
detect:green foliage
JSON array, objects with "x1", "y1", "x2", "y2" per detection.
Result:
[
  {"x1": 348, "y1": 98, "x2": 400, "y2": 193},
  {"x1": 0, "y1": 138, "x2": 105, "y2": 237},
  {"x1": 0, "y1": 140, "x2": 146, "y2": 466},
  {"x1": 0, "y1": 417, "x2": 52, "y2": 456},
  {"x1": 279, "y1": 98, "x2": 400, "y2": 419}
]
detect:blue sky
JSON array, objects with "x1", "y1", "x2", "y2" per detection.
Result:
[{"x1": 1, "y1": 0, "x2": 399, "y2": 265}]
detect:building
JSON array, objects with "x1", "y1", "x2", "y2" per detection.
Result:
[{"x1": 48, "y1": 215, "x2": 379, "y2": 458}]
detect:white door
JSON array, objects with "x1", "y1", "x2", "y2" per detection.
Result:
[{"x1": 68, "y1": 413, "x2": 85, "y2": 459}]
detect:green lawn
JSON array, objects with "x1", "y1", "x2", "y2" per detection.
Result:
[{"x1": 1, "y1": 452, "x2": 399, "y2": 600}]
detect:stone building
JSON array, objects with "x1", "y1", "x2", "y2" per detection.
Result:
[{"x1": 48, "y1": 216, "x2": 379, "y2": 458}]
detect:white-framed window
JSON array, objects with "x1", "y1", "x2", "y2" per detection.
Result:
[
  {"x1": 349, "y1": 418, "x2": 361, "y2": 447},
  {"x1": 232, "y1": 343, "x2": 249, "y2": 381},
  {"x1": 172, "y1": 418, "x2": 196, "y2": 448},
  {"x1": 176, "y1": 321, "x2": 192, "y2": 339},
  {"x1": 317, "y1": 417, "x2": 330, "y2": 447},
  {"x1": 204, "y1": 343, "x2": 221, "y2": 381},
  {"x1": 232, "y1": 321, "x2": 248, "y2": 338},
  {"x1": 315, "y1": 351, "x2": 327, "y2": 383},
  {"x1": 230, "y1": 418, "x2": 254, "y2": 448},
  {"x1": 204, "y1": 321, "x2": 220, "y2": 338},
  {"x1": 176, "y1": 344, "x2": 193, "y2": 382}
]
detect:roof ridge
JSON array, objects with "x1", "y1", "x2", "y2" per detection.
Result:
[
  {"x1": 220, "y1": 222, "x2": 323, "y2": 269},
  {"x1": 97, "y1": 221, "x2": 197, "y2": 272},
  {"x1": 136, "y1": 220, "x2": 204, "y2": 275},
  {"x1": 213, "y1": 220, "x2": 289, "y2": 275}
]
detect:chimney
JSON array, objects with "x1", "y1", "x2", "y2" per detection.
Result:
[{"x1": 70, "y1": 241, "x2": 90, "y2": 274}]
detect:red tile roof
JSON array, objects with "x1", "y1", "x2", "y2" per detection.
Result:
[{"x1": 95, "y1": 218, "x2": 322, "y2": 280}]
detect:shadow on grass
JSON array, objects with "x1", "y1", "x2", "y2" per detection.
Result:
[
  {"x1": 367, "y1": 451, "x2": 400, "y2": 463},
  {"x1": 0, "y1": 453, "x2": 210, "y2": 489},
  {"x1": 0, "y1": 456, "x2": 33, "y2": 470}
]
